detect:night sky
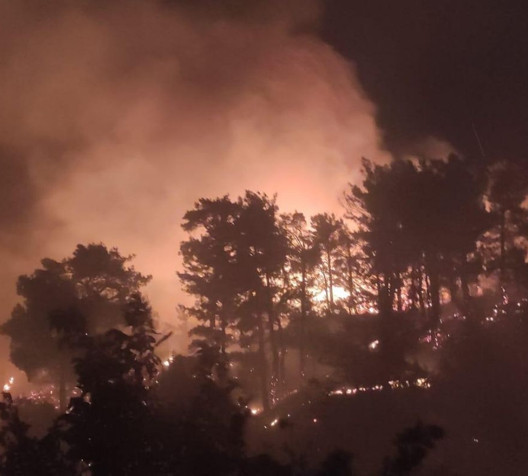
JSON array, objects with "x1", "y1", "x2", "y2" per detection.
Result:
[{"x1": 323, "y1": 0, "x2": 528, "y2": 160}]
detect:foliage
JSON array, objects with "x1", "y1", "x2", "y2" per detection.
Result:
[
  {"x1": 381, "y1": 421, "x2": 444, "y2": 476},
  {"x1": 1, "y1": 244, "x2": 151, "y2": 410},
  {"x1": 347, "y1": 156, "x2": 489, "y2": 326}
]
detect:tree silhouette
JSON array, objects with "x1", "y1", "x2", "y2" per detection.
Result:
[
  {"x1": 181, "y1": 192, "x2": 290, "y2": 410},
  {"x1": 334, "y1": 226, "x2": 366, "y2": 316},
  {"x1": 1, "y1": 244, "x2": 151, "y2": 411},
  {"x1": 281, "y1": 212, "x2": 321, "y2": 379},
  {"x1": 0, "y1": 392, "x2": 57, "y2": 475},
  {"x1": 317, "y1": 449, "x2": 355, "y2": 476},
  {"x1": 381, "y1": 421, "x2": 444, "y2": 476},
  {"x1": 179, "y1": 196, "x2": 242, "y2": 354},
  {"x1": 348, "y1": 157, "x2": 488, "y2": 327},
  {"x1": 1, "y1": 293, "x2": 260, "y2": 475},
  {"x1": 311, "y1": 213, "x2": 343, "y2": 314},
  {"x1": 0, "y1": 224, "x2": 463, "y2": 475},
  {"x1": 48, "y1": 293, "x2": 160, "y2": 474},
  {"x1": 485, "y1": 160, "x2": 528, "y2": 293}
]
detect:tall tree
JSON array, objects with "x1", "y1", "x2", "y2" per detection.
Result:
[
  {"x1": 281, "y1": 212, "x2": 320, "y2": 378},
  {"x1": 311, "y1": 213, "x2": 343, "y2": 314},
  {"x1": 179, "y1": 196, "x2": 241, "y2": 354},
  {"x1": 348, "y1": 157, "x2": 488, "y2": 327},
  {"x1": 334, "y1": 226, "x2": 365, "y2": 316},
  {"x1": 234, "y1": 192, "x2": 289, "y2": 406},
  {"x1": 1, "y1": 244, "x2": 151, "y2": 411},
  {"x1": 347, "y1": 159, "x2": 411, "y2": 321},
  {"x1": 180, "y1": 192, "x2": 289, "y2": 411},
  {"x1": 49, "y1": 293, "x2": 160, "y2": 474},
  {"x1": 486, "y1": 160, "x2": 528, "y2": 292}
]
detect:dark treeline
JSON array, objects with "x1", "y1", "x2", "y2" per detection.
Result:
[
  {"x1": 0, "y1": 245, "x2": 443, "y2": 476},
  {"x1": 179, "y1": 156, "x2": 528, "y2": 409},
  {"x1": 1, "y1": 155, "x2": 528, "y2": 474}
]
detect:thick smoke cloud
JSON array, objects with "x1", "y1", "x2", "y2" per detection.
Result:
[
  {"x1": 323, "y1": 0, "x2": 528, "y2": 160},
  {"x1": 0, "y1": 0, "x2": 389, "y2": 362}
]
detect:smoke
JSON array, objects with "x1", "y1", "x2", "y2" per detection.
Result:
[
  {"x1": 402, "y1": 136, "x2": 458, "y2": 162},
  {"x1": 0, "y1": 0, "x2": 390, "y2": 359}
]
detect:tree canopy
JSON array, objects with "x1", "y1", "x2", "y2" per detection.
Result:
[{"x1": 1, "y1": 244, "x2": 151, "y2": 410}]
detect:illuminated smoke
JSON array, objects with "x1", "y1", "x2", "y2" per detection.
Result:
[{"x1": 0, "y1": 0, "x2": 390, "y2": 363}]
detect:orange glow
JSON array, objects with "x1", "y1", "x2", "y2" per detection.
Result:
[{"x1": 0, "y1": 0, "x2": 390, "y2": 365}]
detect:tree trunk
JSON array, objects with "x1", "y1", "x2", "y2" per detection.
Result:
[
  {"x1": 410, "y1": 266, "x2": 417, "y2": 310},
  {"x1": 321, "y1": 268, "x2": 330, "y2": 311},
  {"x1": 460, "y1": 270, "x2": 472, "y2": 318},
  {"x1": 219, "y1": 300, "x2": 231, "y2": 354},
  {"x1": 378, "y1": 273, "x2": 392, "y2": 320},
  {"x1": 461, "y1": 272, "x2": 471, "y2": 303},
  {"x1": 346, "y1": 245, "x2": 356, "y2": 316},
  {"x1": 256, "y1": 308, "x2": 270, "y2": 412},
  {"x1": 418, "y1": 267, "x2": 426, "y2": 319},
  {"x1": 427, "y1": 254, "x2": 441, "y2": 328},
  {"x1": 265, "y1": 274, "x2": 279, "y2": 404},
  {"x1": 59, "y1": 358, "x2": 67, "y2": 413},
  {"x1": 276, "y1": 317, "x2": 286, "y2": 391},
  {"x1": 500, "y1": 207, "x2": 506, "y2": 286},
  {"x1": 396, "y1": 273, "x2": 403, "y2": 313},
  {"x1": 327, "y1": 248, "x2": 334, "y2": 310},
  {"x1": 299, "y1": 259, "x2": 307, "y2": 379},
  {"x1": 425, "y1": 273, "x2": 431, "y2": 308},
  {"x1": 220, "y1": 320, "x2": 227, "y2": 355}
]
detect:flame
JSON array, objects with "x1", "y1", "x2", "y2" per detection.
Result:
[
  {"x1": 313, "y1": 286, "x2": 350, "y2": 303},
  {"x1": 3, "y1": 377, "x2": 14, "y2": 392}
]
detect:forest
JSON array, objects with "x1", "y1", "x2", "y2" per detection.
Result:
[{"x1": 1, "y1": 156, "x2": 528, "y2": 475}]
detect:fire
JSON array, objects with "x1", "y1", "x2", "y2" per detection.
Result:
[
  {"x1": 314, "y1": 286, "x2": 350, "y2": 303},
  {"x1": 264, "y1": 377, "x2": 432, "y2": 430},
  {"x1": 3, "y1": 377, "x2": 14, "y2": 393},
  {"x1": 162, "y1": 355, "x2": 175, "y2": 368},
  {"x1": 328, "y1": 377, "x2": 431, "y2": 398},
  {"x1": 368, "y1": 339, "x2": 380, "y2": 351}
]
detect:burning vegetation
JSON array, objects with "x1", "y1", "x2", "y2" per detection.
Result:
[{"x1": 0, "y1": 157, "x2": 527, "y2": 474}]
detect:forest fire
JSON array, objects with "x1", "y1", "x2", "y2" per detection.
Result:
[
  {"x1": 0, "y1": 1, "x2": 526, "y2": 474},
  {"x1": 327, "y1": 377, "x2": 431, "y2": 399}
]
